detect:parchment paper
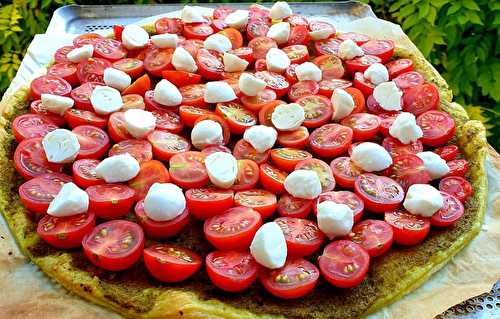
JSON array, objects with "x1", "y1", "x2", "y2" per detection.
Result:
[{"x1": 0, "y1": 13, "x2": 499, "y2": 319}]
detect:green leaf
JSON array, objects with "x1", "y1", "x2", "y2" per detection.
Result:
[
  {"x1": 447, "y1": 3, "x2": 462, "y2": 15},
  {"x1": 462, "y1": 0, "x2": 480, "y2": 11},
  {"x1": 418, "y1": 1, "x2": 430, "y2": 18}
]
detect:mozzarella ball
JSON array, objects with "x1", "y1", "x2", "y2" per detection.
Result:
[
  {"x1": 103, "y1": 68, "x2": 132, "y2": 92},
  {"x1": 373, "y1": 81, "x2": 403, "y2": 111},
  {"x1": 270, "y1": 1, "x2": 293, "y2": 20},
  {"x1": 47, "y1": 182, "x2": 89, "y2": 217},
  {"x1": 41, "y1": 94, "x2": 74, "y2": 116},
  {"x1": 224, "y1": 10, "x2": 249, "y2": 29},
  {"x1": 250, "y1": 222, "x2": 287, "y2": 269},
  {"x1": 295, "y1": 62, "x2": 322, "y2": 82},
  {"x1": 144, "y1": 183, "x2": 186, "y2": 221},
  {"x1": 284, "y1": 170, "x2": 322, "y2": 199},
  {"x1": 239, "y1": 73, "x2": 267, "y2": 96},
  {"x1": 42, "y1": 129, "x2": 80, "y2": 164},
  {"x1": 204, "y1": 81, "x2": 237, "y2": 103},
  {"x1": 205, "y1": 152, "x2": 238, "y2": 189},
  {"x1": 172, "y1": 46, "x2": 198, "y2": 73},
  {"x1": 331, "y1": 88, "x2": 355, "y2": 121},
  {"x1": 95, "y1": 153, "x2": 140, "y2": 183},
  {"x1": 243, "y1": 125, "x2": 278, "y2": 153},
  {"x1": 90, "y1": 86, "x2": 123, "y2": 115},
  {"x1": 204, "y1": 33, "x2": 233, "y2": 53},
  {"x1": 123, "y1": 109, "x2": 156, "y2": 139},
  {"x1": 403, "y1": 184, "x2": 443, "y2": 217},
  {"x1": 271, "y1": 103, "x2": 305, "y2": 131},
  {"x1": 153, "y1": 79, "x2": 182, "y2": 106},
  {"x1": 351, "y1": 142, "x2": 392, "y2": 172},
  {"x1": 266, "y1": 22, "x2": 290, "y2": 45},
  {"x1": 266, "y1": 48, "x2": 290, "y2": 73},
  {"x1": 338, "y1": 39, "x2": 364, "y2": 60},
  {"x1": 417, "y1": 151, "x2": 450, "y2": 180},
  {"x1": 121, "y1": 25, "x2": 149, "y2": 50},
  {"x1": 316, "y1": 201, "x2": 354, "y2": 239},
  {"x1": 364, "y1": 63, "x2": 389, "y2": 85},
  {"x1": 191, "y1": 120, "x2": 224, "y2": 149},
  {"x1": 151, "y1": 33, "x2": 179, "y2": 48},
  {"x1": 389, "y1": 112, "x2": 423, "y2": 144}
]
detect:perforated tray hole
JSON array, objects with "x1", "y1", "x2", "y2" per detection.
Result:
[{"x1": 84, "y1": 24, "x2": 112, "y2": 33}]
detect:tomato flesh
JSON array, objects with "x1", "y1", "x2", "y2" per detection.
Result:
[
  {"x1": 206, "y1": 251, "x2": 258, "y2": 292},
  {"x1": 144, "y1": 244, "x2": 201, "y2": 282}
]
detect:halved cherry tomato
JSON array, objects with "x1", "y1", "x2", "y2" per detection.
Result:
[
  {"x1": 295, "y1": 158, "x2": 335, "y2": 192},
  {"x1": 14, "y1": 138, "x2": 63, "y2": 180},
  {"x1": 287, "y1": 25, "x2": 310, "y2": 46},
  {"x1": 403, "y1": 83, "x2": 440, "y2": 116},
  {"x1": 347, "y1": 219, "x2": 393, "y2": 257},
  {"x1": 233, "y1": 139, "x2": 270, "y2": 165},
  {"x1": 73, "y1": 33, "x2": 103, "y2": 47},
  {"x1": 318, "y1": 78, "x2": 352, "y2": 97},
  {"x1": 83, "y1": 220, "x2": 144, "y2": 271},
  {"x1": 341, "y1": 113, "x2": 380, "y2": 141},
  {"x1": 112, "y1": 58, "x2": 145, "y2": 78},
  {"x1": 48, "y1": 62, "x2": 78, "y2": 86},
  {"x1": 345, "y1": 55, "x2": 382, "y2": 74},
  {"x1": 161, "y1": 70, "x2": 202, "y2": 88},
  {"x1": 196, "y1": 48, "x2": 224, "y2": 80},
  {"x1": 259, "y1": 163, "x2": 288, "y2": 194},
  {"x1": 378, "y1": 112, "x2": 400, "y2": 136},
  {"x1": 169, "y1": 151, "x2": 209, "y2": 189},
  {"x1": 113, "y1": 24, "x2": 124, "y2": 41},
  {"x1": 329, "y1": 156, "x2": 363, "y2": 189},
  {"x1": 354, "y1": 173, "x2": 404, "y2": 213},
  {"x1": 296, "y1": 95, "x2": 333, "y2": 128},
  {"x1": 218, "y1": 28, "x2": 243, "y2": 49},
  {"x1": 260, "y1": 258, "x2": 319, "y2": 299},
  {"x1": 19, "y1": 173, "x2": 71, "y2": 213},
  {"x1": 309, "y1": 124, "x2": 353, "y2": 158},
  {"x1": 37, "y1": 211, "x2": 96, "y2": 249},
  {"x1": 431, "y1": 192, "x2": 465, "y2": 227},
  {"x1": 271, "y1": 148, "x2": 313, "y2": 172},
  {"x1": 204, "y1": 206, "x2": 262, "y2": 251},
  {"x1": 434, "y1": 145, "x2": 459, "y2": 161},
  {"x1": 386, "y1": 59, "x2": 413, "y2": 79},
  {"x1": 155, "y1": 17, "x2": 183, "y2": 35},
  {"x1": 282, "y1": 45, "x2": 309, "y2": 64},
  {"x1": 206, "y1": 250, "x2": 258, "y2": 292},
  {"x1": 108, "y1": 139, "x2": 153, "y2": 163},
  {"x1": 345, "y1": 87, "x2": 367, "y2": 114},
  {"x1": 313, "y1": 55, "x2": 344, "y2": 80},
  {"x1": 30, "y1": 75, "x2": 71, "y2": 100},
  {"x1": 215, "y1": 102, "x2": 257, "y2": 134},
  {"x1": 318, "y1": 240, "x2": 369, "y2": 288},
  {"x1": 194, "y1": 114, "x2": 231, "y2": 144},
  {"x1": 229, "y1": 46, "x2": 254, "y2": 64},
  {"x1": 12, "y1": 114, "x2": 58, "y2": 142},
  {"x1": 213, "y1": 5, "x2": 235, "y2": 19},
  {"x1": 439, "y1": 176, "x2": 472, "y2": 203},
  {"x1": 144, "y1": 244, "x2": 201, "y2": 283},
  {"x1": 202, "y1": 144, "x2": 231, "y2": 155},
  {"x1": 134, "y1": 200, "x2": 189, "y2": 239},
  {"x1": 122, "y1": 73, "x2": 151, "y2": 96},
  {"x1": 337, "y1": 32, "x2": 370, "y2": 45},
  {"x1": 248, "y1": 37, "x2": 277, "y2": 60},
  {"x1": 234, "y1": 189, "x2": 277, "y2": 219},
  {"x1": 77, "y1": 58, "x2": 111, "y2": 84},
  {"x1": 288, "y1": 81, "x2": 319, "y2": 102},
  {"x1": 285, "y1": 64, "x2": 299, "y2": 84},
  {"x1": 366, "y1": 94, "x2": 386, "y2": 114},
  {"x1": 147, "y1": 130, "x2": 190, "y2": 161},
  {"x1": 179, "y1": 39, "x2": 204, "y2": 57},
  {"x1": 54, "y1": 46, "x2": 74, "y2": 63},
  {"x1": 286, "y1": 14, "x2": 309, "y2": 26},
  {"x1": 152, "y1": 109, "x2": 184, "y2": 134},
  {"x1": 275, "y1": 217, "x2": 324, "y2": 257},
  {"x1": 393, "y1": 71, "x2": 424, "y2": 89},
  {"x1": 183, "y1": 23, "x2": 214, "y2": 40},
  {"x1": 86, "y1": 183, "x2": 135, "y2": 219},
  {"x1": 247, "y1": 21, "x2": 270, "y2": 41},
  {"x1": 277, "y1": 194, "x2": 313, "y2": 218},
  {"x1": 71, "y1": 82, "x2": 101, "y2": 111},
  {"x1": 360, "y1": 40, "x2": 394, "y2": 63},
  {"x1": 314, "y1": 191, "x2": 364, "y2": 222},
  {"x1": 353, "y1": 72, "x2": 375, "y2": 96},
  {"x1": 232, "y1": 159, "x2": 260, "y2": 191},
  {"x1": 309, "y1": 20, "x2": 335, "y2": 37},
  {"x1": 107, "y1": 112, "x2": 133, "y2": 142},
  {"x1": 144, "y1": 48, "x2": 174, "y2": 77},
  {"x1": 385, "y1": 154, "x2": 430, "y2": 191},
  {"x1": 446, "y1": 159, "x2": 469, "y2": 178},
  {"x1": 73, "y1": 125, "x2": 110, "y2": 160},
  {"x1": 72, "y1": 159, "x2": 104, "y2": 189},
  {"x1": 417, "y1": 110, "x2": 455, "y2": 147},
  {"x1": 254, "y1": 71, "x2": 290, "y2": 98},
  {"x1": 258, "y1": 100, "x2": 286, "y2": 126},
  {"x1": 29, "y1": 100, "x2": 66, "y2": 126},
  {"x1": 128, "y1": 160, "x2": 169, "y2": 200},
  {"x1": 382, "y1": 136, "x2": 424, "y2": 157},
  {"x1": 65, "y1": 109, "x2": 107, "y2": 129},
  {"x1": 277, "y1": 126, "x2": 309, "y2": 149},
  {"x1": 179, "y1": 105, "x2": 213, "y2": 127},
  {"x1": 94, "y1": 38, "x2": 127, "y2": 62},
  {"x1": 384, "y1": 209, "x2": 430, "y2": 245},
  {"x1": 185, "y1": 187, "x2": 234, "y2": 220},
  {"x1": 314, "y1": 38, "x2": 343, "y2": 56},
  {"x1": 241, "y1": 89, "x2": 277, "y2": 113},
  {"x1": 180, "y1": 84, "x2": 208, "y2": 108}
]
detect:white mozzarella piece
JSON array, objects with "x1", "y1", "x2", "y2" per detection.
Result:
[
  {"x1": 364, "y1": 63, "x2": 389, "y2": 85},
  {"x1": 265, "y1": 48, "x2": 290, "y2": 73},
  {"x1": 295, "y1": 62, "x2": 322, "y2": 82},
  {"x1": 266, "y1": 22, "x2": 290, "y2": 45},
  {"x1": 47, "y1": 182, "x2": 89, "y2": 217},
  {"x1": 151, "y1": 33, "x2": 179, "y2": 48},
  {"x1": 404, "y1": 184, "x2": 443, "y2": 217},
  {"x1": 316, "y1": 201, "x2": 354, "y2": 240},
  {"x1": 224, "y1": 10, "x2": 249, "y2": 29},
  {"x1": 153, "y1": 79, "x2": 182, "y2": 106},
  {"x1": 204, "y1": 81, "x2": 237, "y2": 103},
  {"x1": 373, "y1": 81, "x2": 403, "y2": 111},
  {"x1": 95, "y1": 153, "x2": 140, "y2": 183},
  {"x1": 271, "y1": 103, "x2": 305, "y2": 131},
  {"x1": 284, "y1": 169, "x2": 322, "y2": 199},
  {"x1": 144, "y1": 183, "x2": 186, "y2": 221},
  {"x1": 41, "y1": 94, "x2": 74, "y2": 116},
  {"x1": 338, "y1": 39, "x2": 364, "y2": 60},
  {"x1": 42, "y1": 129, "x2": 80, "y2": 164},
  {"x1": 243, "y1": 125, "x2": 278, "y2": 153},
  {"x1": 172, "y1": 46, "x2": 198, "y2": 73},
  {"x1": 90, "y1": 86, "x2": 123, "y2": 115},
  {"x1": 351, "y1": 142, "x2": 392, "y2": 172},
  {"x1": 103, "y1": 68, "x2": 132, "y2": 92},
  {"x1": 204, "y1": 33, "x2": 233, "y2": 53},
  {"x1": 417, "y1": 151, "x2": 450, "y2": 180},
  {"x1": 389, "y1": 112, "x2": 423, "y2": 144},
  {"x1": 67, "y1": 45, "x2": 93, "y2": 63},
  {"x1": 270, "y1": 1, "x2": 293, "y2": 20},
  {"x1": 223, "y1": 52, "x2": 249, "y2": 72},
  {"x1": 191, "y1": 120, "x2": 224, "y2": 149},
  {"x1": 121, "y1": 25, "x2": 149, "y2": 50},
  {"x1": 331, "y1": 88, "x2": 355, "y2": 121},
  {"x1": 123, "y1": 109, "x2": 156, "y2": 139},
  {"x1": 309, "y1": 28, "x2": 335, "y2": 41},
  {"x1": 238, "y1": 73, "x2": 267, "y2": 96},
  {"x1": 250, "y1": 222, "x2": 287, "y2": 269},
  {"x1": 205, "y1": 152, "x2": 238, "y2": 189},
  {"x1": 180, "y1": 5, "x2": 207, "y2": 23}
]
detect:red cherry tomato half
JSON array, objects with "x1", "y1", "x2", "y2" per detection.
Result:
[
  {"x1": 341, "y1": 113, "x2": 381, "y2": 141},
  {"x1": 247, "y1": 21, "x2": 270, "y2": 41},
  {"x1": 385, "y1": 59, "x2": 414, "y2": 79},
  {"x1": 330, "y1": 156, "x2": 364, "y2": 189},
  {"x1": 275, "y1": 217, "x2": 324, "y2": 257},
  {"x1": 233, "y1": 139, "x2": 271, "y2": 165},
  {"x1": 416, "y1": 110, "x2": 455, "y2": 147},
  {"x1": 337, "y1": 32, "x2": 370, "y2": 45},
  {"x1": 384, "y1": 209, "x2": 430, "y2": 246},
  {"x1": 232, "y1": 159, "x2": 260, "y2": 191},
  {"x1": 73, "y1": 125, "x2": 110, "y2": 160},
  {"x1": 29, "y1": 100, "x2": 66, "y2": 126},
  {"x1": 179, "y1": 105, "x2": 214, "y2": 127},
  {"x1": 403, "y1": 83, "x2": 440, "y2": 116},
  {"x1": 270, "y1": 148, "x2": 313, "y2": 172},
  {"x1": 382, "y1": 136, "x2": 424, "y2": 158},
  {"x1": 434, "y1": 145, "x2": 459, "y2": 161},
  {"x1": 218, "y1": 28, "x2": 244, "y2": 49},
  {"x1": 259, "y1": 163, "x2": 288, "y2": 194},
  {"x1": 108, "y1": 139, "x2": 153, "y2": 163},
  {"x1": 144, "y1": 48, "x2": 174, "y2": 77},
  {"x1": 248, "y1": 37, "x2": 277, "y2": 60},
  {"x1": 73, "y1": 33, "x2": 103, "y2": 47},
  {"x1": 288, "y1": 81, "x2": 320, "y2": 102},
  {"x1": 134, "y1": 200, "x2": 189, "y2": 239},
  {"x1": 360, "y1": 40, "x2": 395, "y2": 63},
  {"x1": 77, "y1": 57, "x2": 111, "y2": 84},
  {"x1": 152, "y1": 109, "x2": 184, "y2": 134},
  {"x1": 241, "y1": 89, "x2": 278, "y2": 113},
  {"x1": 54, "y1": 46, "x2": 74, "y2": 63},
  {"x1": 313, "y1": 55, "x2": 345, "y2": 80},
  {"x1": 446, "y1": 159, "x2": 469, "y2": 178},
  {"x1": 277, "y1": 194, "x2": 313, "y2": 219},
  {"x1": 14, "y1": 138, "x2": 63, "y2": 180},
  {"x1": 378, "y1": 112, "x2": 400, "y2": 136},
  {"x1": 48, "y1": 62, "x2": 78, "y2": 86},
  {"x1": 147, "y1": 130, "x2": 190, "y2": 161},
  {"x1": 18, "y1": 173, "x2": 72, "y2": 214},
  {"x1": 185, "y1": 187, "x2": 234, "y2": 220},
  {"x1": 72, "y1": 159, "x2": 104, "y2": 189},
  {"x1": 385, "y1": 154, "x2": 431, "y2": 191},
  {"x1": 206, "y1": 250, "x2": 258, "y2": 292},
  {"x1": 315, "y1": 38, "x2": 343, "y2": 56},
  {"x1": 37, "y1": 211, "x2": 96, "y2": 249},
  {"x1": 202, "y1": 144, "x2": 231, "y2": 155},
  {"x1": 169, "y1": 151, "x2": 209, "y2": 189},
  {"x1": 144, "y1": 244, "x2": 201, "y2": 282},
  {"x1": 30, "y1": 75, "x2": 71, "y2": 100},
  {"x1": 296, "y1": 94, "x2": 333, "y2": 128},
  {"x1": 155, "y1": 17, "x2": 183, "y2": 35},
  {"x1": 354, "y1": 173, "x2": 404, "y2": 213},
  {"x1": 86, "y1": 183, "x2": 135, "y2": 219},
  {"x1": 282, "y1": 45, "x2": 309, "y2": 64},
  {"x1": 318, "y1": 78, "x2": 352, "y2": 97},
  {"x1": 430, "y1": 192, "x2": 465, "y2": 227},
  {"x1": 439, "y1": 176, "x2": 472, "y2": 203},
  {"x1": 112, "y1": 58, "x2": 145, "y2": 78},
  {"x1": 196, "y1": 48, "x2": 224, "y2": 80},
  {"x1": 234, "y1": 189, "x2": 277, "y2": 219},
  {"x1": 215, "y1": 102, "x2": 257, "y2": 134},
  {"x1": 344, "y1": 55, "x2": 382, "y2": 75},
  {"x1": 161, "y1": 70, "x2": 202, "y2": 88},
  {"x1": 254, "y1": 71, "x2": 290, "y2": 98},
  {"x1": 71, "y1": 82, "x2": 101, "y2": 111},
  {"x1": 309, "y1": 124, "x2": 353, "y2": 158},
  {"x1": 12, "y1": 114, "x2": 58, "y2": 142},
  {"x1": 277, "y1": 126, "x2": 310, "y2": 149},
  {"x1": 65, "y1": 109, "x2": 107, "y2": 130},
  {"x1": 122, "y1": 74, "x2": 151, "y2": 97},
  {"x1": 287, "y1": 25, "x2": 310, "y2": 46},
  {"x1": 393, "y1": 71, "x2": 424, "y2": 89},
  {"x1": 347, "y1": 219, "x2": 393, "y2": 257},
  {"x1": 184, "y1": 23, "x2": 214, "y2": 40},
  {"x1": 314, "y1": 191, "x2": 365, "y2": 222},
  {"x1": 128, "y1": 160, "x2": 170, "y2": 200},
  {"x1": 295, "y1": 158, "x2": 335, "y2": 192},
  {"x1": 94, "y1": 38, "x2": 127, "y2": 62}
]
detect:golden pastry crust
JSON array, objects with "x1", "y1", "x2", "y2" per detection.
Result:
[{"x1": 0, "y1": 27, "x2": 487, "y2": 319}]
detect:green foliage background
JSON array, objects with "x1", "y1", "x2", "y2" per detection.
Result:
[{"x1": 0, "y1": 0, "x2": 498, "y2": 149}]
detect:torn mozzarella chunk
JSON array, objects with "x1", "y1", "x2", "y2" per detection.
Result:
[
  {"x1": 172, "y1": 46, "x2": 198, "y2": 73},
  {"x1": 42, "y1": 129, "x2": 80, "y2": 164},
  {"x1": 41, "y1": 94, "x2": 74, "y2": 116},
  {"x1": 351, "y1": 142, "x2": 392, "y2": 172},
  {"x1": 191, "y1": 120, "x2": 224, "y2": 149},
  {"x1": 316, "y1": 201, "x2": 354, "y2": 239},
  {"x1": 284, "y1": 169, "x2": 322, "y2": 199},
  {"x1": 205, "y1": 152, "x2": 238, "y2": 189},
  {"x1": 266, "y1": 22, "x2": 290, "y2": 45},
  {"x1": 270, "y1": 1, "x2": 292, "y2": 20},
  {"x1": 204, "y1": 33, "x2": 233, "y2": 53},
  {"x1": 90, "y1": 86, "x2": 123, "y2": 115},
  {"x1": 181, "y1": 5, "x2": 207, "y2": 24},
  {"x1": 271, "y1": 103, "x2": 305, "y2": 131},
  {"x1": 151, "y1": 33, "x2": 179, "y2": 48},
  {"x1": 144, "y1": 183, "x2": 186, "y2": 221},
  {"x1": 243, "y1": 125, "x2": 277, "y2": 153},
  {"x1": 417, "y1": 151, "x2": 450, "y2": 180},
  {"x1": 331, "y1": 88, "x2": 355, "y2": 121},
  {"x1": 95, "y1": 153, "x2": 140, "y2": 183},
  {"x1": 238, "y1": 73, "x2": 267, "y2": 96},
  {"x1": 67, "y1": 45, "x2": 93, "y2": 63},
  {"x1": 389, "y1": 112, "x2": 423, "y2": 144},
  {"x1": 403, "y1": 184, "x2": 443, "y2": 217},
  {"x1": 103, "y1": 68, "x2": 132, "y2": 91},
  {"x1": 123, "y1": 109, "x2": 156, "y2": 139},
  {"x1": 204, "y1": 81, "x2": 236, "y2": 103},
  {"x1": 250, "y1": 222, "x2": 287, "y2": 269},
  {"x1": 47, "y1": 182, "x2": 89, "y2": 217},
  {"x1": 153, "y1": 79, "x2": 182, "y2": 106},
  {"x1": 373, "y1": 81, "x2": 403, "y2": 111},
  {"x1": 224, "y1": 10, "x2": 249, "y2": 29},
  {"x1": 338, "y1": 39, "x2": 364, "y2": 60},
  {"x1": 364, "y1": 63, "x2": 389, "y2": 85},
  {"x1": 295, "y1": 62, "x2": 322, "y2": 82},
  {"x1": 121, "y1": 25, "x2": 149, "y2": 50},
  {"x1": 265, "y1": 48, "x2": 290, "y2": 73},
  {"x1": 223, "y1": 52, "x2": 249, "y2": 72}
]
